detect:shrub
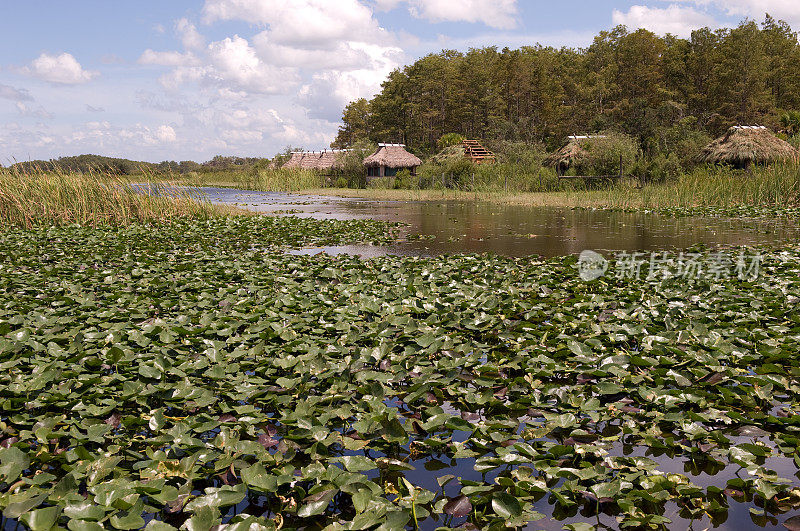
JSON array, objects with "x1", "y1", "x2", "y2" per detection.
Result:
[
  {"x1": 633, "y1": 153, "x2": 682, "y2": 183},
  {"x1": 418, "y1": 157, "x2": 475, "y2": 188},
  {"x1": 651, "y1": 117, "x2": 712, "y2": 170},
  {"x1": 437, "y1": 133, "x2": 466, "y2": 150},
  {"x1": 580, "y1": 132, "x2": 639, "y2": 177}
]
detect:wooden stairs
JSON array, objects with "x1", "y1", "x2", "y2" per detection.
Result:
[{"x1": 462, "y1": 140, "x2": 496, "y2": 164}]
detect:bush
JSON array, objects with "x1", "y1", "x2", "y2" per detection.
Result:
[
  {"x1": 490, "y1": 141, "x2": 547, "y2": 167},
  {"x1": 338, "y1": 139, "x2": 374, "y2": 188},
  {"x1": 437, "y1": 133, "x2": 466, "y2": 150},
  {"x1": 393, "y1": 169, "x2": 414, "y2": 189},
  {"x1": 417, "y1": 157, "x2": 475, "y2": 188},
  {"x1": 651, "y1": 117, "x2": 711, "y2": 170},
  {"x1": 632, "y1": 153, "x2": 682, "y2": 183},
  {"x1": 580, "y1": 132, "x2": 639, "y2": 177}
]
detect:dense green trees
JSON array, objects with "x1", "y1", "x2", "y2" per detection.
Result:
[{"x1": 334, "y1": 17, "x2": 800, "y2": 156}]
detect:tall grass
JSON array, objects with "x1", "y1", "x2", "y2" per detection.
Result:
[
  {"x1": 597, "y1": 163, "x2": 800, "y2": 210},
  {"x1": 132, "y1": 160, "x2": 800, "y2": 213},
  {"x1": 242, "y1": 168, "x2": 323, "y2": 191},
  {"x1": 0, "y1": 167, "x2": 230, "y2": 228}
]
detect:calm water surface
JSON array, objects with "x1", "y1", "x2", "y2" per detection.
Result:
[{"x1": 200, "y1": 187, "x2": 800, "y2": 257}]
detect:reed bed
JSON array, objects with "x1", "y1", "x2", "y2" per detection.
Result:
[
  {"x1": 297, "y1": 164, "x2": 800, "y2": 213},
  {"x1": 241, "y1": 168, "x2": 322, "y2": 191},
  {"x1": 0, "y1": 168, "x2": 230, "y2": 228}
]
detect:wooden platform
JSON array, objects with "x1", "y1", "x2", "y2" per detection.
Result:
[{"x1": 463, "y1": 140, "x2": 496, "y2": 164}]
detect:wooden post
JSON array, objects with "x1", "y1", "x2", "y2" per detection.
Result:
[{"x1": 504, "y1": 174, "x2": 508, "y2": 193}]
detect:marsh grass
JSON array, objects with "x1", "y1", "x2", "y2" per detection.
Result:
[
  {"x1": 297, "y1": 164, "x2": 800, "y2": 213},
  {"x1": 242, "y1": 167, "x2": 322, "y2": 191},
  {"x1": 130, "y1": 161, "x2": 800, "y2": 214},
  {"x1": 0, "y1": 167, "x2": 232, "y2": 228}
]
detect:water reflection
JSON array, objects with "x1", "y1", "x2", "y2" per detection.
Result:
[{"x1": 199, "y1": 188, "x2": 800, "y2": 257}]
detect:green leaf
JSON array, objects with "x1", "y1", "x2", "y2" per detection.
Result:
[
  {"x1": 241, "y1": 464, "x2": 278, "y2": 492},
  {"x1": 491, "y1": 492, "x2": 522, "y2": 519},
  {"x1": 336, "y1": 455, "x2": 376, "y2": 472},
  {"x1": 21, "y1": 506, "x2": 61, "y2": 531},
  {"x1": 297, "y1": 489, "x2": 337, "y2": 517},
  {"x1": 64, "y1": 501, "x2": 106, "y2": 521},
  {"x1": 0, "y1": 446, "x2": 30, "y2": 483}
]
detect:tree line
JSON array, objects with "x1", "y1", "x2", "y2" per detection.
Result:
[
  {"x1": 7, "y1": 155, "x2": 270, "y2": 176},
  {"x1": 333, "y1": 16, "x2": 800, "y2": 156}
]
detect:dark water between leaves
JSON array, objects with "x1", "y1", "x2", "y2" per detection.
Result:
[
  {"x1": 199, "y1": 187, "x2": 800, "y2": 258},
  {"x1": 114, "y1": 187, "x2": 800, "y2": 530},
  {"x1": 196, "y1": 188, "x2": 800, "y2": 530}
]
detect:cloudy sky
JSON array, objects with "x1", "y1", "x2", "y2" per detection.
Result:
[{"x1": 1, "y1": 0, "x2": 799, "y2": 163}]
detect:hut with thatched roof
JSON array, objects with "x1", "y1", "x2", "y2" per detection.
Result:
[
  {"x1": 281, "y1": 150, "x2": 349, "y2": 172},
  {"x1": 282, "y1": 152, "x2": 305, "y2": 169},
  {"x1": 700, "y1": 126, "x2": 798, "y2": 170},
  {"x1": 546, "y1": 136, "x2": 606, "y2": 176},
  {"x1": 317, "y1": 150, "x2": 348, "y2": 172},
  {"x1": 363, "y1": 143, "x2": 422, "y2": 178}
]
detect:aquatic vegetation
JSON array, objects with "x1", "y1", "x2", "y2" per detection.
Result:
[
  {"x1": 0, "y1": 170, "x2": 236, "y2": 228},
  {"x1": 1, "y1": 217, "x2": 800, "y2": 530}
]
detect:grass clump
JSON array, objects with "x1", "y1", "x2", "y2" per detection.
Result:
[{"x1": 0, "y1": 168, "x2": 229, "y2": 228}]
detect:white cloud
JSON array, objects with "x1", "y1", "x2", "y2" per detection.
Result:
[
  {"x1": 176, "y1": 18, "x2": 205, "y2": 50},
  {"x1": 202, "y1": 0, "x2": 384, "y2": 47},
  {"x1": 298, "y1": 42, "x2": 404, "y2": 121},
  {"x1": 15, "y1": 102, "x2": 53, "y2": 119},
  {"x1": 138, "y1": 50, "x2": 200, "y2": 67},
  {"x1": 146, "y1": 0, "x2": 404, "y2": 137},
  {"x1": 666, "y1": 0, "x2": 800, "y2": 26},
  {"x1": 21, "y1": 53, "x2": 98, "y2": 85},
  {"x1": 139, "y1": 35, "x2": 298, "y2": 95},
  {"x1": 374, "y1": 0, "x2": 518, "y2": 29},
  {"x1": 155, "y1": 125, "x2": 177, "y2": 142},
  {"x1": 205, "y1": 35, "x2": 296, "y2": 93},
  {"x1": 613, "y1": 4, "x2": 718, "y2": 37},
  {"x1": 413, "y1": 0, "x2": 518, "y2": 29},
  {"x1": 0, "y1": 84, "x2": 33, "y2": 102}
]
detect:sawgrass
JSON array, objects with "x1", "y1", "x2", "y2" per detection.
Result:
[{"x1": 0, "y1": 168, "x2": 234, "y2": 228}]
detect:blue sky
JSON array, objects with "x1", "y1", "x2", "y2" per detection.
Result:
[{"x1": 1, "y1": 0, "x2": 797, "y2": 163}]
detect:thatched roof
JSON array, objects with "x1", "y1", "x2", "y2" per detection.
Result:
[
  {"x1": 281, "y1": 152, "x2": 305, "y2": 169},
  {"x1": 317, "y1": 150, "x2": 347, "y2": 171},
  {"x1": 363, "y1": 144, "x2": 422, "y2": 169},
  {"x1": 546, "y1": 136, "x2": 606, "y2": 167},
  {"x1": 700, "y1": 126, "x2": 799, "y2": 166},
  {"x1": 300, "y1": 152, "x2": 322, "y2": 170},
  {"x1": 281, "y1": 150, "x2": 348, "y2": 171}
]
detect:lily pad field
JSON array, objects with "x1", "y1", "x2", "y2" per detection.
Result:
[{"x1": 2, "y1": 216, "x2": 800, "y2": 531}]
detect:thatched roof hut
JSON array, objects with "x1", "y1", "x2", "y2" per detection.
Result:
[
  {"x1": 282, "y1": 152, "x2": 305, "y2": 169},
  {"x1": 317, "y1": 150, "x2": 347, "y2": 171},
  {"x1": 281, "y1": 150, "x2": 349, "y2": 171},
  {"x1": 700, "y1": 126, "x2": 798, "y2": 169},
  {"x1": 300, "y1": 152, "x2": 322, "y2": 170},
  {"x1": 363, "y1": 144, "x2": 422, "y2": 178},
  {"x1": 546, "y1": 136, "x2": 605, "y2": 176}
]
